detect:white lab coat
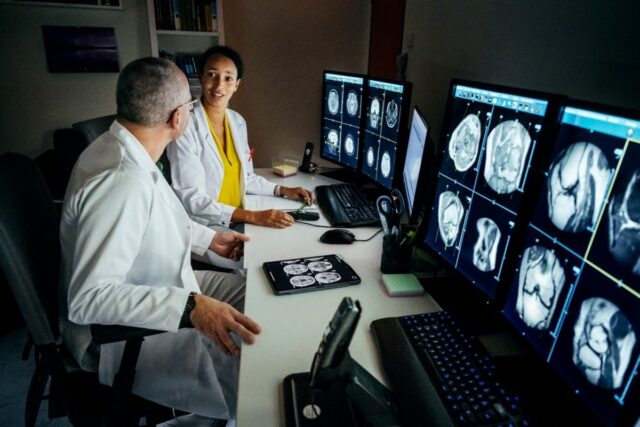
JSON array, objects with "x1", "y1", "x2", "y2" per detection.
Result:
[
  {"x1": 166, "y1": 102, "x2": 276, "y2": 227},
  {"x1": 59, "y1": 121, "x2": 238, "y2": 418}
]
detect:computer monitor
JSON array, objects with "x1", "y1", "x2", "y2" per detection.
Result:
[
  {"x1": 501, "y1": 100, "x2": 640, "y2": 427},
  {"x1": 401, "y1": 107, "x2": 430, "y2": 223},
  {"x1": 320, "y1": 71, "x2": 366, "y2": 170},
  {"x1": 360, "y1": 78, "x2": 412, "y2": 189},
  {"x1": 417, "y1": 80, "x2": 559, "y2": 300}
]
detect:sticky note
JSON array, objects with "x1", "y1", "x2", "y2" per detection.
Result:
[{"x1": 382, "y1": 273, "x2": 424, "y2": 297}]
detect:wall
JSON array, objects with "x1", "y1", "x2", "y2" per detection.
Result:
[
  {"x1": 223, "y1": 0, "x2": 371, "y2": 168},
  {"x1": 0, "y1": 0, "x2": 151, "y2": 157},
  {"x1": 403, "y1": 0, "x2": 640, "y2": 145}
]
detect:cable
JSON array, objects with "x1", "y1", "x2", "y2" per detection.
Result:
[{"x1": 354, "y1": 228, "x2": 384, "y2": 242}]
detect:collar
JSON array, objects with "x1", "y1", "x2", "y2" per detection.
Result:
[{"x1": 109, "y1": 120, "x2": 159, "y2": 173}]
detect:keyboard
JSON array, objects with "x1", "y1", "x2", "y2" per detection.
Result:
[
  {"x1": 315, "y1": 183, "x2": 380, "y2": 227},
  {"x1": 371, "y1": 310, "x2": 527, "y2": 427}
]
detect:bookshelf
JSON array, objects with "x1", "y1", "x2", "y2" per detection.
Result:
[{"x1": 146, "y1": 0, "x2": 224, "y2": 96}]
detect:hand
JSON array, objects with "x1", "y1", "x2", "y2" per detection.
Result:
[
  {"x1": 190, "y1": 294, "x2": 261, "y2": 356},
  {"x1": 280, "y1": 186, "x2": 316, "y2": 205},
  {"x1": 209, "y1": 231, "x2": 250, "y2": 260},
  {"x1": 250, "y1": 209, "x2": 295, "y2": 228}
]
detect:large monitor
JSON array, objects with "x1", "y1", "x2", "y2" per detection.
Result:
[
  {"x1": 418, "y1": 80, "x2": 559, "y2": 300},
  {"x1": 401, "y1": 107, "x2": 430, "y2": 223},
  {"x1": 320, "y1": 71, "x2": 366, "y2": 170},
  {"x1": 501, "y1": 100, "x2": 640, "y2": 426},
  {"x1": 360, "y1": 78, "x2": 412, "y2": 189}
]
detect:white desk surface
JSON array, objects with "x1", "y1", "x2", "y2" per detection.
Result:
[{"x1": 236, "y1": 169, "x2": 440, "y2": 426}]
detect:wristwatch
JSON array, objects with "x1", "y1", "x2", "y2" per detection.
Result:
[{"x1": 179, "y1": 292, "x2": 197, "y2": 328}]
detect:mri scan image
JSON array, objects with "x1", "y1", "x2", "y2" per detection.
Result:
[
  {"x1": 472, "y1": 218, "x2": 501, "y2": 272},
  {"x1": 516, "y1": 246, "x2": 566, "y2": 330},
  {"x1": 316, "y1": 272, "x2": 341, "y2": 284},
  {"x1": 608, "y1": 170, "x2": 640, "y2": 275},
  {"x1": 370, "y1": 98, "x2": 381, "y2": 128},
  {"x1": 327, "y1": 129, "x2": 339, "y2": 149},
  {"x1": 290, "y1": 276, "x2": 316, "y2": 288},
  {"x1": 385, "y1": 99, "x2": 399, "y2": 129},
  {"x1": 366, "y1": 147, "x2": 375, "y2": 167},
  {"x1": 283, "y1": 264, "x2": 308, "y2": 275},
  {"x1": 344, "y1": 134, "x2": 356, "y2": 156},
  {"x1": 327, "y1": 89, "x2": 340, "y2": 115},
  {"x1": 448, "y1": 114, "x2": 481, "y2": 172},
  {"x1": 381, "y1": 152, "x2": 391, "y2": 178},
  {"x1": 484, "y1": 120, "x2": 531, "y2": 194},
  {"x1": 573, "y1": 297, "x2": 636, "y2": 389},
  {"x1": 547, "y1": 142, "x2": 612, "y2": 233},
  {"x1": 346, "y1": 91, "x2": 359, "y2": 117},
  {"x1": 308, "y1": 261, "x2": 332, "y2": 272},
  {"x1": 438, "y1": 191, "x2": 464, "y2": 248}
]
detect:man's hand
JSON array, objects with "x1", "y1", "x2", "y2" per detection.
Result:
[
  {"x1": 280, "y1": 186, "x2": 316, "y2": 205},
  {"x1": 209, "y1": 231, "x2": 249, "y2": 260},
  {"x1": 190, "y1": 294, "x2": 261, "y2": 356}
]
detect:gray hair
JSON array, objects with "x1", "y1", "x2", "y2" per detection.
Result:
[{"x1": 116, "y1": 57, "x2": 186, "y2": 126}]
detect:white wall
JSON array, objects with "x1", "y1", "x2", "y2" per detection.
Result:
[
  {"x1": 0, "y1": 0, "x2": 151, "y2": 157},
  {"x1": 403, "y1": 0, "x2": 640, "y2": 144}
]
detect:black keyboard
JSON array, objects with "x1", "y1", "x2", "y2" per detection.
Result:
[
  {"x1": 371, "y1": 310, "x2": 528, "y2": 427},
  {"x1": 315, "y1": 183, "x2": 380, "y2": 227}
]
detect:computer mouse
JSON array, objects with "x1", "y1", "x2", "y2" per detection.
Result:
[{"x1": 320, "y1": 229, "x2": 356, "y2": 244}]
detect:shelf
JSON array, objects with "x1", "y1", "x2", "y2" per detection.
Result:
[
  {"x1": 0, "y1": 0, "x2": 122, "y2": 9},
  {"x1": 157, "y1": 29, "x2": 219, "y2": 37}
]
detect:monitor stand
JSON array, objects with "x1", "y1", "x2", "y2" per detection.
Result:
[
  {"x1": 320, "y1": 168, "x2": 367, "y2": 185},
  {"x1": 283, "y1": 352, "x2": 399, "y2": 427}
]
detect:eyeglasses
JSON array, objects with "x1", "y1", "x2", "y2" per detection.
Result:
[{"x1": 167, "y1": 96, "x2": 198, "y2": 122}]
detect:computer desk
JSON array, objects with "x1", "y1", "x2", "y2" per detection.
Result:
[{"x1": 236, "y1": 169, "x2": 441, "y2": 426}]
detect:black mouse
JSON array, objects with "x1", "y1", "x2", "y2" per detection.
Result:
[{"x1": 320, "y1": 229, "x2": 356, "y2": 244}]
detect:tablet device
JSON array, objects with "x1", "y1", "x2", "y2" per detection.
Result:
[{"x1": 262, "y1": 254, "x2": 361, "y2": 295}]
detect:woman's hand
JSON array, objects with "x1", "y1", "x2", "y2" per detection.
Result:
[
  {"x1": 280, "y1": 186, "x2": 315, "y2": 205},
  {"x1": 249, "y1": 209, "x2": 295, "y2": 228}
]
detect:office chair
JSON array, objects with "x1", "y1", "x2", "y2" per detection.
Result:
[
  {"x1": 0, "y1": 152, "x2": 170, "y2": 427},
  {"x1": 72, "y1": 114, "x2": 117, "y2": 146}
]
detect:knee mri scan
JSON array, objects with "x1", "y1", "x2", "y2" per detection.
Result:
[
  {"x1": 448, "y1": 114, "x2": 481, "y2": 172},
  {"x1": 572, "y1": 297, "x2": 636, "y2": 389},
  {"x1": 608, "y1": 169, "x2": 640, "y2": 275},
  {"x1": 472, "y1": 217, "x2": 501, "y2": 272},
  {"x1": 547, "y1": 142, "x2": 612, "y2": 233},
  {"x1": 516, "y1": 246, "x2": 566, "y2": 330},
  {"x1": 484, "y1": 120, "x2": 531, "y2": 194},
  {"x1": 438, "y1": 191, "x2": 465, "y2": 248}
]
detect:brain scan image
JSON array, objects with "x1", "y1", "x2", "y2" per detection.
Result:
[
  {"x1": 472, "y1": 218, "x2": 501, "y2": 272},
  {"x1": 344, "y1": 134, "x2": 355, "y2": 156},
  {"x1": 547, "y1": 142, "x2": 612, "y2": 233},
  {"x1": 381, "y1": 152, "x2": 391, "y2": 178},
  {"x1": 290, "y1": 276, "x2": 316, "y2": 288},
  {"x1": 370, "y1": 98, "x2": 381, "y2": 128},
  {"x1": 308, "y1": 261, "x2": 332, "y2": 272},
  {"x1": 484, "y1": 120, "x2": 532, "y2": 194},
  {"x1": 283, "y1": 264, "x2": 308, "y2": 275},
  {"x1": 608, "y1": 170, "x2": 640, "y2": 275},
  {"x1": 315, "y1": 272, "x2": 341, "y2": 284},
  {"x1": 438, "y1": 191, "x2": 465, "y2": 248},
  {"x1": 327, "y1": 89, "x2": 340, "y2": 115},
  {"x1": 448, "y1": 114, "x2": 481, "y2": 172},
  {"x1": 385, "y1": 99, "x2": 399, "y2": 129},
  {"x1": 515, "y1": 246, "x2": 566, "y2": 330},
  {"x1": 346, "y1": 91, "x2": 359, "y2": 117},
  {"x1": 366, "y1": 147, "x2": 375, "y2": 167},
  {"x1": 573, "y1": 297, "x2": 636, "y2": 389},
  {"x1": 327, "y1": 129, "x2": 339, "y2": 149}
]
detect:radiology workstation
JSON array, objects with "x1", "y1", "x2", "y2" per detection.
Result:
[{"x1": 234, "y1": 71, "x2": 640, "y2": 426}]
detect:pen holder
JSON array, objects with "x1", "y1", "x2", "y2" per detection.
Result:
[{"x1": 380, "y1": 234, "x2": 412, "y2": 274}]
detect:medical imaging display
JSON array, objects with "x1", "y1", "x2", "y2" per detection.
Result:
[
  {"x1": 360, "y1": 79, "x2": 410, "y2": 189},
  {"x1": 263, "y1": 254, "x2": 361, "y2": 295},
  {"x1": 502, "y1": 103, "x2": 640, "y2": 426},
  {"x1": 320, "y1": 72, "x2": 365, "y2": 169},
  {"x1": 423, "y1": 82, "x2": 551, "y2": 299},
  {"x1": 402, "y1": 108, "x2": 429, "y2": 218}
]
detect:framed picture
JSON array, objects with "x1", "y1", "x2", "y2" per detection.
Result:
[{"x1": 42, "y1": 26, "x2": 120, "y2": 73}]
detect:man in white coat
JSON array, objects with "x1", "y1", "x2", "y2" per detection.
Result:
[{"x1": 59, "y1": 57, "x2": 261, "y2": 420}]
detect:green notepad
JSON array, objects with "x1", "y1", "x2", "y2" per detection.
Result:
[{"x1": 381, "y1": 273, "x2": 424, "y2": 297}]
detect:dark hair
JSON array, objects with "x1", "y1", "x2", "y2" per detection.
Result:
[{"x1": 198, "y1": 45, "x2": 244, "y2": 79}]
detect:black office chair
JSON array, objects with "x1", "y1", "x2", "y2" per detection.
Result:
[
  {"x1": 0, "y1": 152, "x2": 170, "y2": 427},
  {"x1": 72, "y1": 114, "x2": 117, "y2": 146}
]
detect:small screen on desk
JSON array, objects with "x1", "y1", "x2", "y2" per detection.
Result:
[
  {"x1": 501, "y1": 101, "x2": 640, "y2": 427},
  {"x1": 320, "y1": 71, "x2": 365, "y2": 170},
  {"x1": 402, "y1": 107, "x2": 429, "y2": 220},
  {"x1": 360, "y1": 78, "x2": 411, "y2": 189},
  {"x1": 420, "y1": 80, "x2": 555, "y2": 300}
]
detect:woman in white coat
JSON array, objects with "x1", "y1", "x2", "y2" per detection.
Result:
[{"x1": 167, "y1": 45, "x2": 315, "y2": 229}]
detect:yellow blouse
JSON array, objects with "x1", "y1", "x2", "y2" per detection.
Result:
[{"x1": 206, "y1": 112, "x2": 242, "y2": 208}]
